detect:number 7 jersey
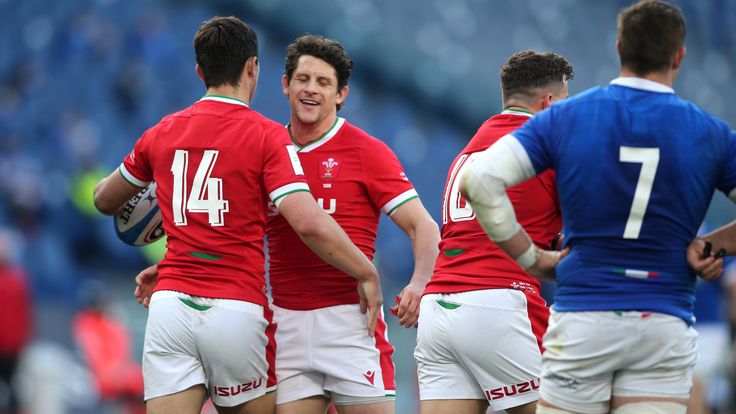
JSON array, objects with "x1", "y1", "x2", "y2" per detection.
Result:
[
  {"x1": 119, "y1": 96, "x2": 309, "y2": 306},
  {"x1": 511, "y1": 77, "x2": 736, "y2": 323}
]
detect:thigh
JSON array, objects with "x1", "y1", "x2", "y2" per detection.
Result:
[
  {"x1": 217, "y1": 391, "x2": 276, "y2": 414},
  {"x1": 613, "y1": 314, "x2": 697, "y2": 401},
  {"x1": 417, "y1": 290, "x2": 544, "y2": 413},
  {"x1": 313, "y1": 305, "x2": 395, "y2": 401},
  {"x1": 334, "y1": 400, "x2": 394, "y2": 414},
  {"x1": 275, "y1": 395, "x2": 329, "y2": 414},
  {"x1": 143, "y1": 292, "x2": 206, "y2": 402},
  {"x1": 540, "y1": 311, "x2": 624, "y2": 414},
  {"x1": 419, "y1": 399, "x2": 487, "y2": 414},
  {"x1": 146, "y1": 384, "x2": 208, "y2": 414},
  {"x1": 275, "y1": 371, "x2": 328, "y2": 405},
  {"x1": 272, "y1": 305, "x2": 327, "y2": 404},
  {"x1": 197, "y1": 298, "x2": 273, "y2": 407},
  {"x1": 415, "y1": 294, "x2": 485, "y2": 401}
]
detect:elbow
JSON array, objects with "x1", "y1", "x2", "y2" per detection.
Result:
[
  {"x1": 93, "y1": 189, "x2": 118, "y2": 216},
  {"x1": 94, "y1": 198, "x2": 117, "y2": 216},
  {"x1": 291, "y1": 215, "x2": 323, "y2": 240}
]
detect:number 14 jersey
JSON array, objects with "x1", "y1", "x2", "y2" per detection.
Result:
[{"x1": 120, "y1": 96, "x2": 309, "y2": 306}]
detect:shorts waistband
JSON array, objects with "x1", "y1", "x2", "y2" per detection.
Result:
[{"x1": 151, "y1": 290, "x2": 264, "y2": 314}]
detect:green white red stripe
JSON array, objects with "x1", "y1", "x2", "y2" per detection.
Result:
[{"x1": 613, "y1": 268, "x2": 660, "y2": 279}]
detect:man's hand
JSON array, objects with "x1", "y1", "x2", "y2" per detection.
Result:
[
  {"x1": 358, "y1": 276, "x2": 383, "y2": 337},
  {"x1": 687, "y1": 239, "x2": 724, "y2": 281},
  {"x1": 526, "y1": 248, "x2": 570, "y2": 281},
  {"x1": 390, "y1": 281, "x2": 423, "y2": 328},
  {"x1": 134, "y1": 264, "x2": 159, "y2": 307}
]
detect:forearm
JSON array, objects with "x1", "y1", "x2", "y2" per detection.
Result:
[
  {"x1": 407, "y1": 219, "x2": 440, "y2": 288},
  {"x1": 460, "y1": 135, "x2": 539, "y2": 269},
  {"x1": 298, "y1": 215, "x2": 378, "y2": 282}
]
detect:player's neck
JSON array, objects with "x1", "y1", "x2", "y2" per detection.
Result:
[
  {"x1": 204, "y1": 85, "x2": 251, "y2": 106},
  {"x1": 619, "y1": 68, "x2": 674, "y2": 88},
  {"x1": 289, "y1": 115, "x2": 338, "y2": 147}
]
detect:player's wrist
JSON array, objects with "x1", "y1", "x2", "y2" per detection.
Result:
[{"x1": 515, "y1": 243, "x2": 541, "y2": 270}]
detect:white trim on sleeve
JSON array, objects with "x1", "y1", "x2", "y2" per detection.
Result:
[
  {"x1": 118, "y1": 164, "x2": 150, "y2": 188},
  {"x1": 270, "y1": 182, "x2": 311, "y2": 208},
  {"x1": 729, "y1": 187, "x2": 736, "y2": 203},
  {"x1": 381, "y1": 189, "x2": 419, "y2": 216}
]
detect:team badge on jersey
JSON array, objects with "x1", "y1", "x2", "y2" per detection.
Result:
[{"x1": 320, "y1": 157, "x2": 341, "y2": 179}]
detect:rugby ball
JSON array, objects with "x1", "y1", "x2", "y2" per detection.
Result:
[{"x1": 114, "y1": 182, "x2": 164, "y2": 246}]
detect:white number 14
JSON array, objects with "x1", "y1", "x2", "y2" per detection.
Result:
[
  {"x1": 619, "y1": 146, "x2": 659, "y2": 239},
  {"x1": 171, "y1": 149, "x2": 230, "y2": 226}
]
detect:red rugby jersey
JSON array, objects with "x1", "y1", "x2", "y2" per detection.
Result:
[
  {"x1": 120, "y1": 96, "x2": 309, "y2": 306},
  {"x1": 424, "y1": 110, "x2": 562, "y2": 297},
  {"x1": 267, "y1": 118, "x2": 417, "y2": 310}
]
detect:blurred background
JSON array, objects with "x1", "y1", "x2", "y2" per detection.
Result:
[{"x1": 2, "y1": 0, "x2": 736, "y2": 413}]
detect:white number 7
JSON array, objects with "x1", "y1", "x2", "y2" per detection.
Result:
[
  {"x1": 619, "y1": 146, "x2": 659, "y2": 239},
  {"x1": 171, "y1": 149, "x2": 230, "y2": 226}
]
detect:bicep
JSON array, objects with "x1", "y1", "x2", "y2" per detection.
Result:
[
  {"x1": 276, "y1": 190, "x2": 319, "y2": 229},
  {"x1": 389, "y1": 197, "x2": 435, "y2": 237}
]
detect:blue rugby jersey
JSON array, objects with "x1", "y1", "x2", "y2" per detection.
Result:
[{"x1": 511, "y1": 77, "x2": 736, "y2": 323}]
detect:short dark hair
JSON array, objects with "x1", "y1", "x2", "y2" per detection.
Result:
[
  {"x1": 193, "y1": 16, "x2": 258, "y2": 88},
  {"x1": 284, "y1": 34, "x2": 353, "y2": 110},
  {"x1": 617, "y1": 0, "x2": 686, "y2": 76},
  {"x1": 500, "y1": 51, "x2": 574, "y2": 102}
]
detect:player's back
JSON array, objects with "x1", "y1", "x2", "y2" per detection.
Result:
[
  {"x1": 513, "y1": 78, "x2": 736, "y2": 322},
  {"x1": 124, "y1": 97, "x2": 305, "y2": 305},
  {"x1": 425, "y1": 112, "x2": 561, "y2": 296}
]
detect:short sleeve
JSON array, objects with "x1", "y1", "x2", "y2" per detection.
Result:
[
  {"x1": 510, "y1": 106, "x2": 559, "y2": 174},
  {"x1": 362, "y1": 139, "x2": 417, "y2": 215},
  {"x1": 120, "y1": 127, "x2": 155, "y2": 188},
  {"x1": 262, "y1": 124, "x2": 310, "y2": 205}
]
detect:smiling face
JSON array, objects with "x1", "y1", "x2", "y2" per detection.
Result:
[{"x1": 282, "y1": 55, "x2": 348, "y2": 133}]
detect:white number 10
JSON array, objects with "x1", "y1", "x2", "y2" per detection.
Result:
[
  {"x1": 619, "y1": 146, "x2": 659, "y2": 239},
  {"x1": 171, "y1": 149, "x2": 230, "y2": 226}
]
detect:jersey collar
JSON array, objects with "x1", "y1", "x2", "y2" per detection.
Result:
[
  {"x1": 199, "y1": 95, "x2": 249, "y2": 107},
  {"x1": 287, "y1": 117, "x2": 346, "y2": 153},
  {"x1": 609, "y1": 77, "x2": 675, "y2": 94},
  {"x1": 501, "y1": 107, "x2": 534, "y2": 118}
]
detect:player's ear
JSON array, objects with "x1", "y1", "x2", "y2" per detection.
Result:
[
  {"x1": 336, "y1": 84, "x2": 349, "y2": 107},
  {"x1": 672, "y1": 46, "x2": 686, "y2": 70},
  {"x1": 282, "y1": 75, "x2": 290, "y2": 97},
  {"x1": 245, "y1": 56, "x2": 258, "y2": 77},
  {"x1": 195, "y1": 64, "x2": 204, "y2": 82},
  {"x1": 540, "y1": 92, "x2": 554, "y2": 110}
]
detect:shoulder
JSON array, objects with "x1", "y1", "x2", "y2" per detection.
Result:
[
  {"x1": 344, "y1": 121, "x2": 396, "y2": 154},
  {"x1": 677, "y1": 98, "x2": 731, "y2": 133}
]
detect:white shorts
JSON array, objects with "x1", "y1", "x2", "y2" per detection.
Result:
[
  {"x1": 414, "y1": 289, "x2": 548, "y2": 412},
  {"x1": 143, "y1": 290, "x2": 277, "y2": 406},
  {"x1": 541, "y1": 310, "x2": 698, "y2": 414},
  {"x1": 272, "y1": 303, "x2": 395, "y2": 405}
]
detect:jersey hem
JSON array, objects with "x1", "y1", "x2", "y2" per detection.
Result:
[{"x1": 551, "y1": 304, "x2": 693, "y2": 325}]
